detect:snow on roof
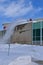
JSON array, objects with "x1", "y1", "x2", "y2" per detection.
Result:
[
  {"x1": 15, "y1": 19, "x2": 32, "y2": 26},
  {"x1": 2, "y1": 19, "x2": 31, "y2": 27},
  {"x1": 32, "y1": 21, "x2": 38, "y2": 23},
  {"x1": 16, "y1": 20, "x2": 28, "y2": 25}
]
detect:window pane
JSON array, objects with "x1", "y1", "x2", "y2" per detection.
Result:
[
  {"x1": 42, "y1": 21, "x2": 43, "y2": 28},
  {"x1": 36, "y1": 36, "x2": 40, "y2": 41},
  {"x1": 33, "y1": 29, "x2": 35, "y2": 36},
  {"x1": 33, "y1": 36, "x2": 35, "y2": 41},
  {"x1": 33, "y1": 23, "x2": 36, "y2": 29},
  {"x1": 42, "y1": 37, "x2": 43, "y2": 40},
  {"x1": 36, "y1": 29, "x2": 40, "y2": 36},
  {"x1": 42, "y1": 28, "x2": 43, "y2": 36},
  {"x1": 33, "y1": 22, "x2": 40, "y2": 29}
]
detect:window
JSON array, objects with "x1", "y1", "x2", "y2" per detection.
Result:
[
  {"x1": 33, "y1": 22, "x2": 40, "y2": 29},
  {"x1": 42, "y1": 28, "x2": 43, "y2": 36},
  {"x1": 33, "y1": 29, "x2": 36, "y2": 41},
  {"x1": 36, "y1": 29, "x2": 40, "y2": 36},
  {"x1": 33, "y1": 29, "x2": 35, "y2": 36},
  {"x1": 42, "y1": 37, "x2": 43, "y2": 40},
  {"x1": 36, "y1": 36, "x2": 40, "y2": 41},
  {"x1": 33, "y1": 29, "x2": 40, "y2": 41},
  {"x1": 33, "y1": 36, "x2": 35, "y2": 41},
  {"x1": 42, "y1": 28, "x2": 43, "y2": 40},
  {"x1": 42, "y1": 21, "x2": 43, "y2": 28}
]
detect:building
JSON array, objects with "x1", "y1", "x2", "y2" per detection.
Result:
[{"x1": 1, "y1": 18, "x2": 43, "y2": 45}]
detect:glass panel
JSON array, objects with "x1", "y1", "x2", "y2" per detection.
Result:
[
  {"x1": 42, "y1": 21, "x2": 43, "y2": 28},
  {"x1": 33, "y1": 29, "x2": 35, "y2": 36},
  {"x1": 36, "y1": 29, "x2": 40, "y2": 36},
  {"x1": 42, "y1": 37, "x2": 43, "y2": 40},
  {"x1": 33, "y1": 22, "x2": 40, "y2": 29},
  {"x1": 42, "y1": 28, "x2": 43, "y2": 36},
  {"x1": 33, "y1": 23, "x2": 36, "y2": 29},
  {"x1": 33, "y1": 36, "x2": 35, "y2": 41},
  {"x1": 36, "y1": 36, "x2": 40, "y2": 41}
]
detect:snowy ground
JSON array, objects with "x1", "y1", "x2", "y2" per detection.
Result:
[{"x1": 0, "y1": 43, "x2": 43, "y2": 65}]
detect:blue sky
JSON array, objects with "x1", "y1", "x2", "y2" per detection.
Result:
[{"x1": 0, "y1": 0, "x2": 43, "y2": 30}]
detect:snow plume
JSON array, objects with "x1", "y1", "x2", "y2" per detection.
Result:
[
  {"x1": 8, "y1": 56, "x2": 38, "y2": 65},
  {"x1": 0, "y1": 21, "x2": 19, "y2": 44},
  {"x1": 0, "y1": 19, "x2": 27, "y2": 44}
]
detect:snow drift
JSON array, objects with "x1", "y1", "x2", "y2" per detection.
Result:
[{"x1": 8, "y1": 56, "x2": 38, "y2": 65}]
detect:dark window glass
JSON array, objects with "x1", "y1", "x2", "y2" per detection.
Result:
[
  {"x1": 36, "y1": 36, "x2": 40, "y2": 41},
  {"x1": 33, "y1": 29, "x2": 40, "y2": 41},
  {"x1": 42, "y1": 28, "x2": 43, "y2": 41},
  {"x1": 42, "y1": 37, "x2": 43, "y2": 40},
  {"x1": 33, "y1": 36, "x2": 35, "y2": 41},
  {"x1": 42, "y1": 28, "x2": 43, "y2": 36},
  {"x1": 33, "y1": 29, "x2": 35, "y2": 36},
  {"x1": 36, "y1": 29, "x2": 40, "y2": 36}
]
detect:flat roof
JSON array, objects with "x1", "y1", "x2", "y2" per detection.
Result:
[{"x1": 2, "y1": 18, "x2": 43, "y2": 26}]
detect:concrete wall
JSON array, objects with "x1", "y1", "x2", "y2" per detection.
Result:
[{"x1": 11, "y1": 22, "x2": 32, "y2": 44}]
